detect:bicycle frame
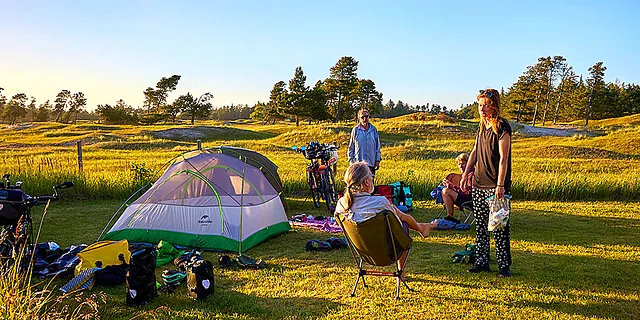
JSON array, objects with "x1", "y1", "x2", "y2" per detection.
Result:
[
  {"x1": 294, "y1": 142, "x2": 339, "y2": 212},
  {"x1": 0, "y1": 174, "x2": 73, "y2": 271}
]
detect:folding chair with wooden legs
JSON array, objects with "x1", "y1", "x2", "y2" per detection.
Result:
[{"x1": 336, "y1": 210, "x2": 414, "y2": 300}]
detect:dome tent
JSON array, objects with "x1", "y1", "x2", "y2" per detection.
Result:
[{"x1": 101, "y1": 147, "x2": 289, "y2": 253}]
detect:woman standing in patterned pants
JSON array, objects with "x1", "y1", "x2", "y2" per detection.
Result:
[{"x1": 461, "y1": 88, "x2": 512, "y2": 278}]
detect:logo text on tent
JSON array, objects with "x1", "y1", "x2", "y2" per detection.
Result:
[{"x1": 198, "y1": 215, "x2": 213, "y2": 224}]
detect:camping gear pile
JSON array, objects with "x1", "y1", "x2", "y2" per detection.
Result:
[
  {"x1": 53, "y1": 239, "x2": 218, "y2": 304},
  {"x1": 163, "y1": 250, "x2": 215, "y2": 300},
  {"x1": 372, "y1": 182, "x2": 413, "y2": 211}
]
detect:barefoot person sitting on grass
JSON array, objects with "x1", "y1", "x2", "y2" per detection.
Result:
[{"x1": 335, "y1": 162, "x2": 436, "y2": 237}]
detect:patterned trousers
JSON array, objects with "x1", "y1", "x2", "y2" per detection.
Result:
[{"x1": 472, "y1": 187, "x2": 512, "y2": 269}]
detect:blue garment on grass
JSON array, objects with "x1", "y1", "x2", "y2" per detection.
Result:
[
  {"x1": 430, "y1": 186, "x2": 445, "y2": 204},
  {"x1": 433, "y1": 219, "x2": 472, "y2": 231}
]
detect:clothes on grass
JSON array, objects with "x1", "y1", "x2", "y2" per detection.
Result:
[
  {"x1": 94, "y1": 263, "x2": 128, "y2": 286},
  {"x1": 34, "y1": 244, "x2": 88, "y2": 278},
  {"x1": 472, "y1": 187, "x2": 511, "y2": 269},
  {"x1": 433, "y1": 219, "x2": 472, "y2": 231},
  {"x1": 289, "y1": 216, "x2": 343, "y2": 233},
  {"x1": 156, "y1": 240, "x2": 186, "y2": 266}
]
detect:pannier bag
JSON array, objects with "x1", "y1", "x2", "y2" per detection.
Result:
[
  {"x1": 126, "y1": 248, "x2": 158, "y2": 305},
  {"x1": 0, "y1": 189, "x2": 26, "y2": 226},
  {"x1": 402, "y1": 185, "x2": 413, "y2": 209},
  {"x1": 186, "y1": 259, "x2": 215, "y2": 300}
]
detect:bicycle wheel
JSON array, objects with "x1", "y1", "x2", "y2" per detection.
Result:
[
  {"x1": 307, "y1": 171, "x2": 321, "y2": 208},
  {"x1": 0, "y1": 227, "x2": 16, "y2": 271},
  {"x1": 320, "y1": 172, "x2": 335, "y2": 212},
  {"x1": 325, "y1": 166, "x2": 338, "y2": 203}
]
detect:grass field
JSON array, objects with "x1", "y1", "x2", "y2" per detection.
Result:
[
  {"x1": 30, "y1": 198, "x2": 640, "y2": 319},
  {"x1": 2, "y1": 114, "x2": 639, "y2": 319},
  {"x1": 1, "y1": 115, "x2": 639, "y2": 201}
]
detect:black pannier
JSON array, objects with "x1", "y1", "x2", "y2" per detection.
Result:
[
  {"x1": 0, "y1": 189, "x2": 26, "y2": 226},
  {"x1": 126, "y1": 248, "x2": 158, "y2": 305},
  {"x1": 186, "y1": 258, "x2": 214, "y2": 300}
]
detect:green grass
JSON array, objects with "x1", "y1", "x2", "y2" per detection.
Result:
[
  {"x1": 29, "y1": 198, "x2": 640, "y2": 319},
  {"x1": 2, "y1": 117, "x2": 639, "y2": 201},
  {"x1": 2, "y1": 115, "x2": 640, "y2": 318}
]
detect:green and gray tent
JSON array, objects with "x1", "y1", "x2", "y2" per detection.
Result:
[{"x1": 102, "y1": 147, "x2": 290, "y2": 253}]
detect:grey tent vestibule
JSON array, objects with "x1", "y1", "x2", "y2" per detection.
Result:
[{"x1": 101, "y1": 146, "x2": 289, "y2": 253}]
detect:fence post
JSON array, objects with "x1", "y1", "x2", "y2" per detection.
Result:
[
  {"x1": 197, "y1": 139, "x2": 202, "y2": 150},
  {"x1": 77, "y1": 140, "x2": 83, "y2": 174}
]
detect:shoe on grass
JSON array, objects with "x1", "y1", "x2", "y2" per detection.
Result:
[
  {"x1": 443, "y1": 215, "x2": 461, "y2": 224},
  {"x1": 467, "y1": 264, "x2": 491, "y2": 273},
  {"x1": 498, "y1": 267, "x2": 511, "y2": 278}
]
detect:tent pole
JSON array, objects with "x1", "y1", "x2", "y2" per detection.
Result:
[{"x1": 238, "y1": 154, "x2": 247, "y2": 255}]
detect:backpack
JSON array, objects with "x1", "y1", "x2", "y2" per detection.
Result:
[
  {"x1": 402, "y1": 185, "x2": 413, "y2": 209},
  {"x1": 388, "y1": 182, "x2": 413, "y2": 211},
  {"x1": 186, "y1": 259, "x2": 215, "y2": 300},
  {"x1": 126, "y1": 248, "x2": 158, "y2": 305}
]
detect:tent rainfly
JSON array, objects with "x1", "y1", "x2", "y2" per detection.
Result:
[{"x1": 101, "y1": 147, "x2": 290, "y2": 253}]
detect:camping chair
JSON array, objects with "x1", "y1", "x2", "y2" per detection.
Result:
[
  {"x1": 431, "y1": 184, "x2": 474, "y2": 225},
  {"x1": 436, "y1": 199, "x2": 475, "y2": 225},
  {"x1": 335, "y1": 210, "x2": 413, "y2": 300}
]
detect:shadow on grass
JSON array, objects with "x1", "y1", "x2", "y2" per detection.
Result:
[{"x1": 103, "y1": 290, "x2": 342, "y2": 320}]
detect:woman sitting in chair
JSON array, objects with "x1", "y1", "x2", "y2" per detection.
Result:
[
  {"x1": 335, "y1": 162, "x2": 436, "y2": 237},
  {"x1": 441, "y1": 153, "x2": 474, "y2": 224}
]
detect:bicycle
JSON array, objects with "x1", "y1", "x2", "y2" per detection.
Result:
[
  {"x1": 292, "y1": 141, "x2": 339, "y2": 213},
  {"x1": 0, "y1": 173, "x2": 74, "y2": 271}
]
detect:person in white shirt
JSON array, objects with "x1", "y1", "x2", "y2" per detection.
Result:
[{"x1": 335, "y1": 162, "x2": 435, "y2": 237}]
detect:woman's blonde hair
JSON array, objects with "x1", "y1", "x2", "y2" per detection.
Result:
[
  {"x1": 456, "y1": 153, "x2": 469, "y2": 164},
  {"x1": 342, "y1": 162, "x2": 372, "y2": 210},
  {"x1": 477, "y1": 88, "x2": 501, "y2": 134}
]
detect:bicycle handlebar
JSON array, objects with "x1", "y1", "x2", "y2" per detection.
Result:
[
  {"x1": 1, "y1": 175, "x2": 73, "y2": 207},
  {"x1": 35, "y1": 195, "x2": 58, "y2": 202}
]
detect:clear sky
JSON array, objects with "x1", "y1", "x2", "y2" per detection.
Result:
[{"x1": 1, "y1": 0, "x2": 639, "y2": 111}]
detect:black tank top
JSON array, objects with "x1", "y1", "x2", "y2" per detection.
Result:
[{"x1": 472, "y1": 118, "x2": 512, "y2": 193}]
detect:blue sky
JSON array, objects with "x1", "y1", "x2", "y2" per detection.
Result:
[{"x1": 1, "y1": 0, "x2": 638, "y2": 111}]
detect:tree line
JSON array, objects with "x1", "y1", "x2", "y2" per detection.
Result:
[
  {"x1": 458, "y1": 56, "x2": 640, "y2": 125},
  {"x1": 0, "y1": 56, "x2": 450, "y2": 126},
  {"x1": 3, "y1": 55, "x2": 638, "y2": 126},
  {"x1": 0, "y1": 89, "x2": 89, "y2": 125},
  {"x1": 250, "y1": 56, "x2": 456, "y2": 125}
]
